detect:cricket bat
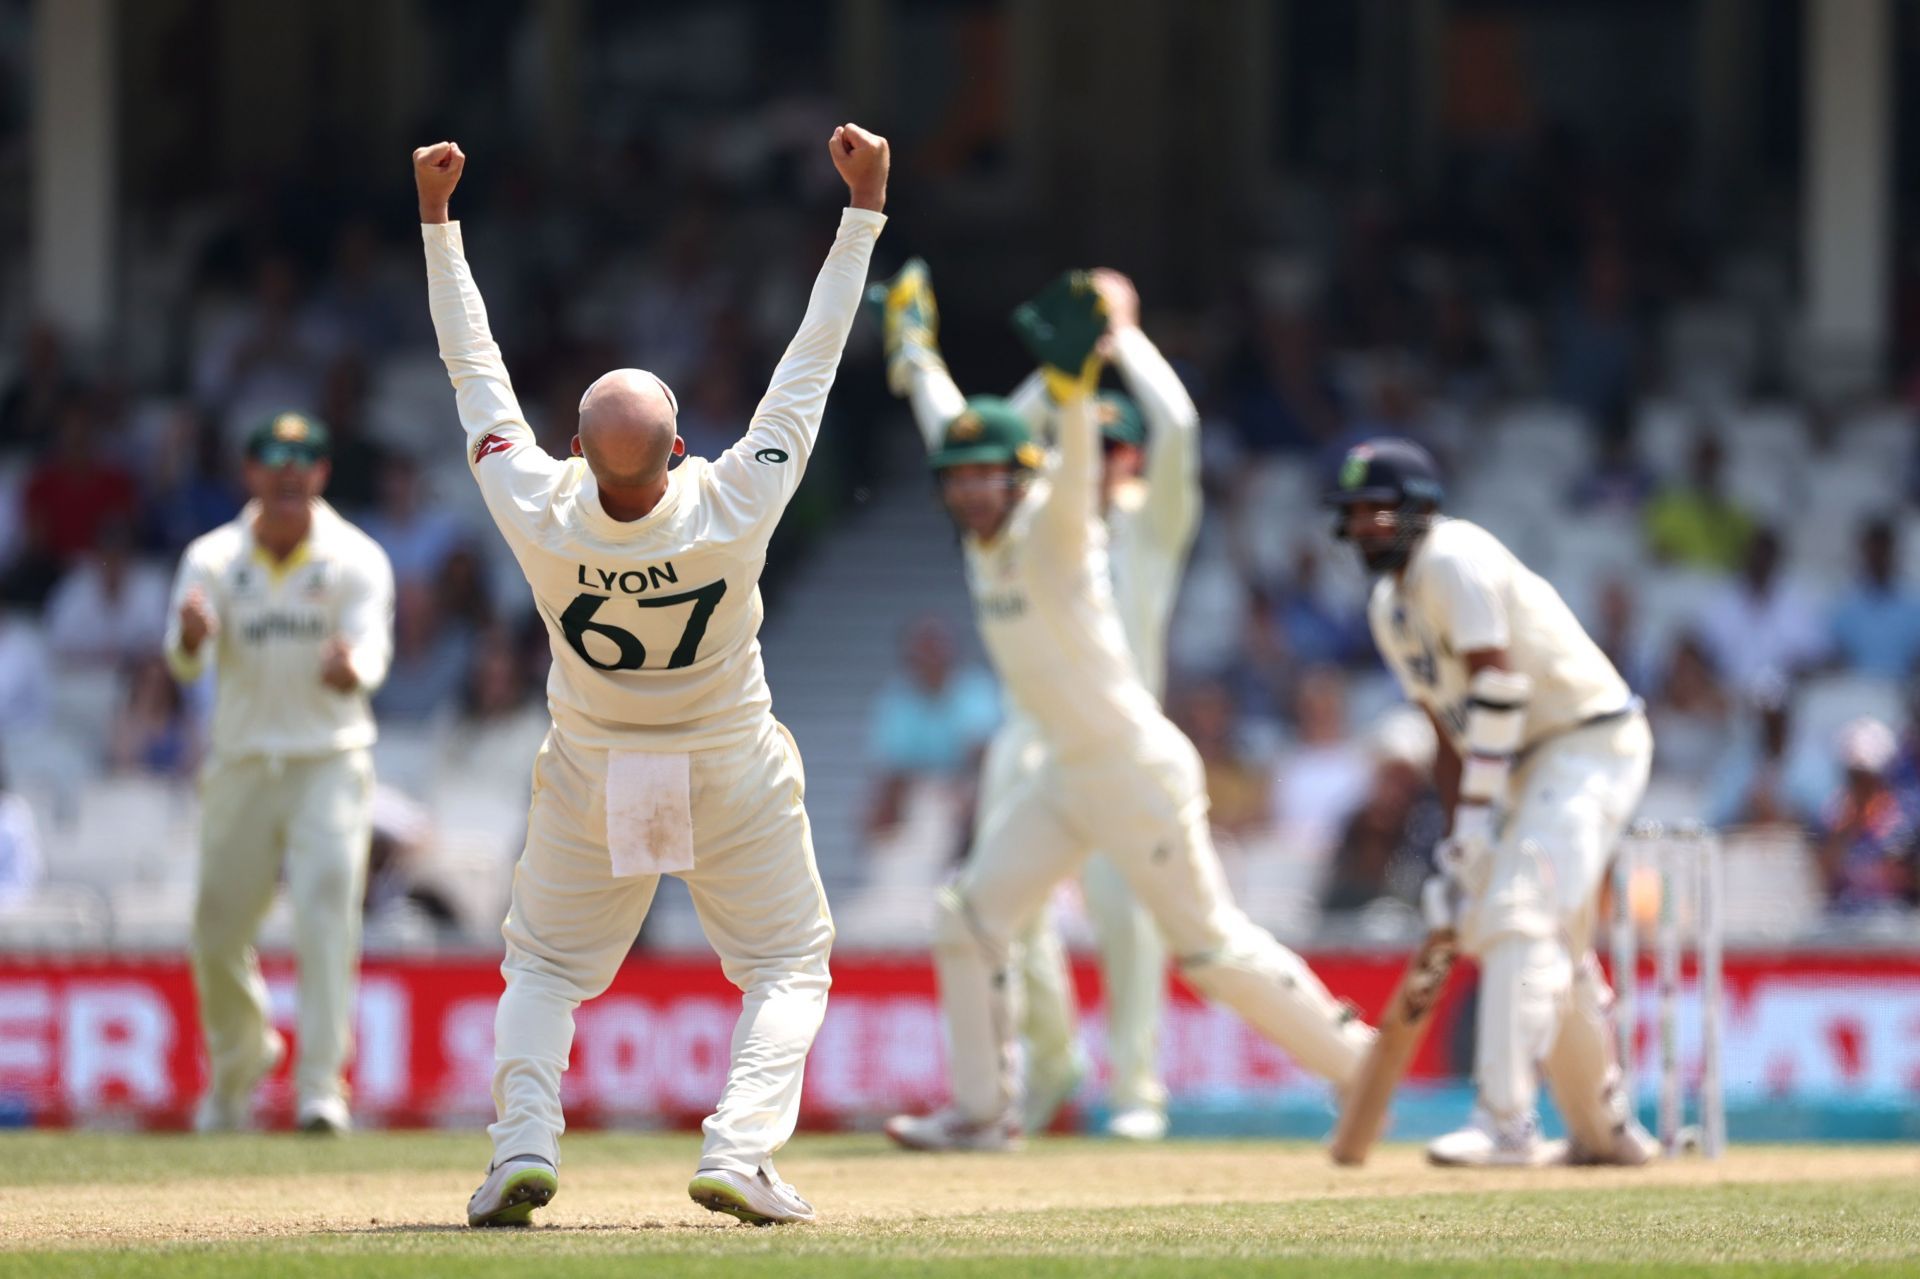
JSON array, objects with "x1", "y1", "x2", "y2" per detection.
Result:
[{"x1": 1328, "y1": 926, "x2": 1458, "y2": 1166}]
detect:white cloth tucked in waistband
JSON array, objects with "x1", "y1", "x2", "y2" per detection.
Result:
[{"x1": 605, "y1": 749, "x2": 694, "y2": 877}]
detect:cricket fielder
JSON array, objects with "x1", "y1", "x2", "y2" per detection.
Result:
[
  {"x1": 1325, "y1": 437, "x2": 1658, "y2": 1167},
  {"x1": 873, "y1": 262, "x2": 1198, "y2": 1140},
  {"x1": 416, "y1": 128, "x2": 887, "y2": 1227},
  {"x1": 882, "y1": 272, "x2": 1373, "y2": 1151},
  {"x1": 165, "y1": 412, "x2": 395, "y2": 1135}
]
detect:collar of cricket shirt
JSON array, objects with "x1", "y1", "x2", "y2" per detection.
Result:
[
  {"x1": 574, "y1": 458, "x2": 687, "y2": 540},
  {"x1": 240, "y1": 498, "x2": 331, "y2": 583}
]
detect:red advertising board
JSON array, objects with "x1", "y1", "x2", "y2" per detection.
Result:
[{"x1": 2, "y1": 950, "x2": 1917, "y2": 1128}]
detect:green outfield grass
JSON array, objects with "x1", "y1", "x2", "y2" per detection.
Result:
[{"x1": 2, "y1": 1131, "x2": 1916, "y2": 1277}]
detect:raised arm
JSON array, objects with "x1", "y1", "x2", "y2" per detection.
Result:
[
  {"x1": 414, "y1": 142, "x2": 563, "y2": 530},
  {"x1": 1041, "y1": 392, "x2": 1101, "y2": 556},
  {"x1": 1006, "y1": 372, "x2": 1050, "y2": 437},
  {"x1": 709, "y1": 125, "x2": 888, "y2": 530},
  {"x1": 1010, "y1": 272, "x2": 1109, "y2": 557},
  {"x1": 1095, "y1": 271, "x2": 1201, "y2": 546},
  {"x1": 872, "y1": 258, "x2": 967, "y2": 451},
  {"x1": 907, "y1": 362, "x2": 970, "y2": 453}
]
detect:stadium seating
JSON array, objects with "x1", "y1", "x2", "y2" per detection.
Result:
[
  {"x1": 0, "y1": 883, "x2": 112, "y2": 950},
  {"x1": 1719, "y1": 826, "x2": 1824, "y2": 939},
  {"x1": 6, "y1": 388, "x2": 1917, "y2": 952}
]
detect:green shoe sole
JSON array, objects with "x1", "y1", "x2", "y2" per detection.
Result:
[
  {"x1": 470, "y1": 1167, "x2": 558, "y2": 1228},
  {"x1": 688, "y1": 1175, "x2": 783, "y2": 1227}
]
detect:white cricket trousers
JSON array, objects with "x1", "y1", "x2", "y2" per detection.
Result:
[
  {"x1": 192, "y1": 748, "x2": 374, "y2": 1110},
  {"x1": 488, "y1": 719, "x2": 833, "y2": 1176},
  {"x1": 1458, "y1": 712, "x2": 1652, "y2": 1147},
  {"x1": 1017, "y1": 856, "x2": 1167, "y2": 1114},
  {"x1": 979, "y1": 719, "x2": 1167, "y2": 1117},
  {"x1": 936, "y1": 731, "x2": 1372, "y2": 1125}
]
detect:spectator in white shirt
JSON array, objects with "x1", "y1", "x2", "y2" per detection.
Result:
[
  {"x1": 0, "y1": 612, "x2": 51, "y2": 732},
  {"x1": 0, "y1": 767, "x2": 44, "y2": 908},
  {"x1": 1694, "y1": 528, "x2": 1828, "y2": 697},
  {"x1": 1647, "y1": 632, "x2": 1733, "y2": 786},
  {"x1": 44, "y1": 523, "x2": 171, "y2": 668},
  {"x1": 1269, "y1": 665, "x2": 1371, "y2": 862}
]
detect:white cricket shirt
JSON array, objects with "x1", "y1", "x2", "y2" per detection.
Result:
[
  {"x1": 164, "y1": 500, "x2": 394, "y2": 760},
  {"x1": 910, "y1": 329, "x2": 1201, "y2": 766},
  {"x1": 1367, "y1": 517, "x2": 1632, "y2": 752},
  {"x1": 956, "y1": 393, "x2": 1186, "y2": 768},
  {"x1": 1080, "y1": 325, "x2": 1201, "y2": 701},
  {"x1": 422, "y1": 208, "x2": 884, "y2": 753}
]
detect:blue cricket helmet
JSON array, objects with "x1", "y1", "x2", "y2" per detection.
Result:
[
  {"x1": 1323, "y1": 438, "x2": 1446, "y2": 573},
  {"x1": 1324, "y1": 437, "x2": 1445, "y2": 509}
]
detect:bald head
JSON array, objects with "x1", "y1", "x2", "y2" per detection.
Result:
[{"x1": 575, "y1": 368, "x2": 681, "y2": 488}]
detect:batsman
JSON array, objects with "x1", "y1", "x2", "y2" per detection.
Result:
[{"x1": 1325, "y1": 439, "x2": 1657, "y2": 1167}]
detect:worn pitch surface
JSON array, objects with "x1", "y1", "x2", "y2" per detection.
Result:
[{"x1": 3, "y1": 1132, "x2": 1915, "y2": 1276}]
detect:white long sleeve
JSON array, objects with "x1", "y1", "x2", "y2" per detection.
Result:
[
  {"x1": 1007, "y1": 372, "x2": 1050, "y2": 434},
  {"x1": 1109, "y1": 325, "x2": 1201, "y2": 547},
  {"x1": 906, "y1": 360, "x2": 970, "y2": 452},
  {"x1": 707, "y1": 207, "x2": 887, "y2": 538},
  {"x1": 1034, "y1": 392, "x2": 1099, "y2": 563},
  {"x1": 422, "y1": 221, "x2": 568, "y2": 543},
  {"x1": 420, "y1": 209, "x2": 885, "y2": 753}
]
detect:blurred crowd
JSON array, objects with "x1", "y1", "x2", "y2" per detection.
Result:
[
  {"x1": 1, "y1": 83, "x2": 1918, "y2": 944},
  {"x1": 0, "y1": 87, "x2": 884, "y2": 939},
  {"x1": 857, "y1": 129, "x2": 1920, "y2": 935}
]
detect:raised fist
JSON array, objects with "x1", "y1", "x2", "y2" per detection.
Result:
[
  {"x1": 319, "y1": 636, "x2": 359, "y2": 693},
  {"x1": 178, "y1": 587, "x2": 217, "y2": 655},
  {"x1": 412, "y1": 141, "x2": 466, "y2": 224},
  {"x1": 828, "y1": 123, "x2": 890, "y2": 214}
]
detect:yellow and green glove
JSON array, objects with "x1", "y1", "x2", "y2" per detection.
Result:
[
  {"x1": 1010, "y1": 270, "x2": 1107, "y2": 402},
  {"x1": 867, "y1": 257, "x2": 943, "y2": 396}
]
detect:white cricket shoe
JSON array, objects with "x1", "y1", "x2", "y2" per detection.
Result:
[
  {"x1": 296, "y1": 1096, "x2": 352, "y2": 1136},
  {"x1": 467, "y1": 1155, "x2": 559, "y2": 1228},
  {"x1": 1022, "y1": 1054, "x2": 1087, "y2": 1136},
  {"x1": 1105, "y1": 1106, "x2": 1169, "y2": 1142},
  {"x1": 884, "y1": 1109, "x2": 1023, "y2": 1153},
  {"x1": 1426, "y1": 1106, "x2": 1567, "y2": 1168},
  {"x1": 688, "y1": 1163, "x2": 816, "y2": 1226},
  {"x1": 1567, "y1": 1119, "x2": 1660, "y2": 1167},
  {"x1": 193, "y1": 1030, "x2": 286, "y2": 1133}
]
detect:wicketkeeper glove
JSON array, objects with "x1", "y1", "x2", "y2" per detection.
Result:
[{"x1": 1010, "y1": 271, "x2": 1107, "y2": 401}]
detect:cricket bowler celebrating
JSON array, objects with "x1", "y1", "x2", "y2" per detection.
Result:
[
  {"x1": 413, "y1": 126, "x2": 887, "y2": 1225},
  {"x1": 1325, "y1": 438, "x2": 1658, "y2": 1167},
  {"x1": 165, "y1": 412, "x2": 395, "y2": 1136},
  {"x1": 873, "y1": 261, "x2": 1198, "y2": 1140},
  {"x1": 882, "y1": 272, "x2": 1372, "y2": 1152}
]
